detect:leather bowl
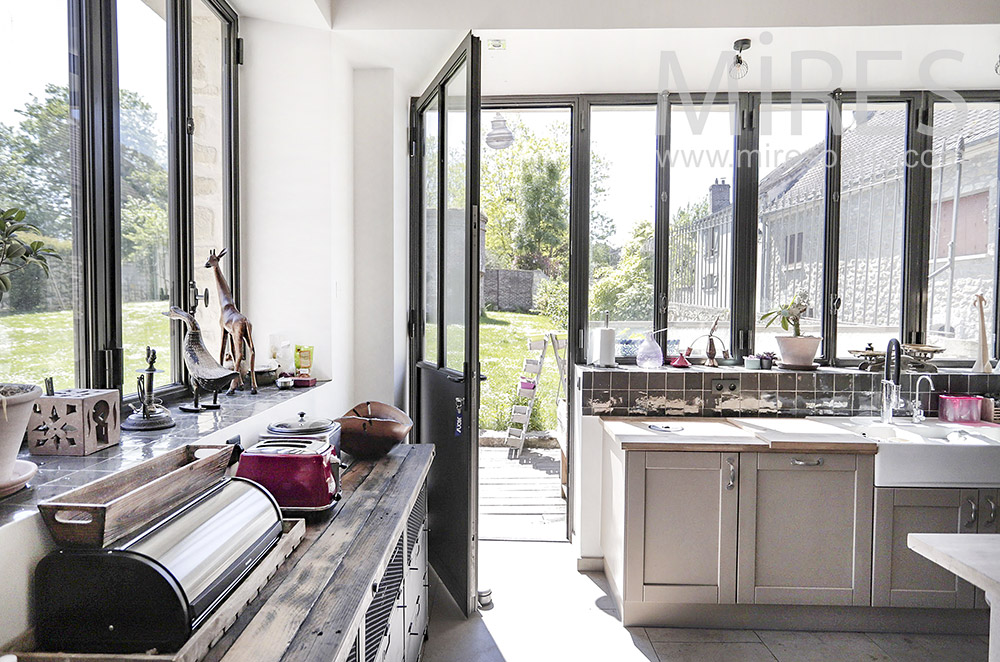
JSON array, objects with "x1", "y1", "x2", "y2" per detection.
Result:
[{"x1": 336, "y1": 402, "x2": 414, "y2": 459}]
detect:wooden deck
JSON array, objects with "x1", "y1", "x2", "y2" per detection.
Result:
[{"x1": 478, "y1": 447, "x2": 567, "y2": 542}]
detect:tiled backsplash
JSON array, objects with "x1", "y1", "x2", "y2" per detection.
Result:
[{"x1": 580, "y1": 366, "x2": 1000, "y2": 418}]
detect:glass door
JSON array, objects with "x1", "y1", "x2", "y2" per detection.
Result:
[{"x1": 409, "y1": 33, "x2": 481, "y2": 617}]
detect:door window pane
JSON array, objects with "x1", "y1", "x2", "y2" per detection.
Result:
[
  {"x1": 755, "y1": 103, "x2": 827, "y2": 357},
  {"x1": 191, "y1": 0, "x2": 229, "y2": 363},
  {"x1": 118, "y1": 0, "x2": 172, "y2": 380},
  {"x1": 834, "y1": 103, "x2": 907, "y2": 357},
  {"x1": 0, "y1": 1, "x2": 82, "y2": 389},
  {"x1": 927, "y1": 101, "x2": 1000, "y2": 360},
  {"x1": 443, "y1": 65, "x2": 468, "y2": 370},
  {"x1": 589, "y1": 106, "x2": 656, "y2": 359},
  {"x1": 667, "y1": 104, "x2": 736, "y2": 357},
  {"x1": 422, "y1": 96, "x2": 439, "y2": 365}
]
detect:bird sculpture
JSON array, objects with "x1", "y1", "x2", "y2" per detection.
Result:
[{"x1": 164, "y1": 306, "x2": 240, "y2": 410}]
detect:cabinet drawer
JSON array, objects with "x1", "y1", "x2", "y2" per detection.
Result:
[{"x1": 757, "y1": 452, "x2": 856, "y2": 472}]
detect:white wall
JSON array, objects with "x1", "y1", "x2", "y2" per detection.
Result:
[{"x1": 240, "y1": 17, "x2": 354, "y2": 410}]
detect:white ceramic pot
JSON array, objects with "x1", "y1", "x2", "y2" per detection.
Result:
[
  {"x1": 775, "y1": 336, "x2": 821, "y2": 367},
  {"x1": 0, "y1": 384, "x2": 41, "y2": 480}
]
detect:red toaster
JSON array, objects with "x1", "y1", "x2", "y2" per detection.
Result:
[{"x1": 235, "y1": 437, "x2": 342, "y2": 511}]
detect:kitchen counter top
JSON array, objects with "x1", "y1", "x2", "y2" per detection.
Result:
[{"x1": 601, "y1": 416, "x2": 878, "y2": 453}]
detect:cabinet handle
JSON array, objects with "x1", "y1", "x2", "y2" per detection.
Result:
[
  {"x1": 790, "y1": 457, "x2": 824, "y2": 467},
  {"x1": 726, "y1": 457, "x2": 736, "y2": 490},
  {"x1": 964, "y1": 497, "x2": 978, "y2": 529},
  {"x1": 986, "y1": 497, "x2": 997, "y2": 526}
]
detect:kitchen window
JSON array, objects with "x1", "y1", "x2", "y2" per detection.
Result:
[{"x1": 0, "y1": 0, "x2": 240, "y2": 392}]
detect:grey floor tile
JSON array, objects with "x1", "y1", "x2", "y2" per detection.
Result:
[
  {"x1": 646, "y1": 628, "x2": 760, "y2": 643},
  {"x1": 652, "y1": 642, "x2": 777, "y2": 662},
  {"x1": 757, "y1": 630, "x2": 891, "y2": 662},
  {"x1": 626, "y1": 627, "x2": 658, "y2": 661},
  {"x1": 866, "y1": 632, "x2": 988, "y2": 662}
]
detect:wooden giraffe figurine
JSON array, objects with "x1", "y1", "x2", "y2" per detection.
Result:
[{"x1": 205, "y1": 248, "x2": 258, "y2": 394}]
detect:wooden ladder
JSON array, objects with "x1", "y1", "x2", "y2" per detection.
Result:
[{"x1": 505, "y1": 336, "x2": 548, "y2": 457}]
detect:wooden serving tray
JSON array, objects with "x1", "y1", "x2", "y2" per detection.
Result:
[
  {"x1": 37, "y1": 445, "x2": 233, "y2": 548},
  {"x1": 7, "y1": 519, "x2": 306, "y2": 662}
]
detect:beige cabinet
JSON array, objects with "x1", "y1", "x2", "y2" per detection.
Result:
[
  {"x1": 736, "y1": 452, "x2": 874, "y2": 606},
  {"x1": 872, "y1": 487, "x2": 979, "y2": 608},
  {"x1": 627, "y1": 451, "x2": 739, "y2": 604}
]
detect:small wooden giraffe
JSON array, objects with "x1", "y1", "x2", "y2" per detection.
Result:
[{"x1": 205, "y1": 248, "x2": 258, "y2": 394}]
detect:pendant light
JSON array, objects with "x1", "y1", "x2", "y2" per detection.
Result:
[
  {"x1": 729, "y1": 38, "x2": 751, "y2": 80},
  {"x1": 485, "y1": 113, "x2": 515, "y2": 150}
]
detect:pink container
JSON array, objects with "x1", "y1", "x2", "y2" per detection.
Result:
[
  {"x1": 939, "y1": 395, "x2": 984, "y2": 423},
  {"x1": 520, "y1": 380, "x2": 536, "y2": 391}
]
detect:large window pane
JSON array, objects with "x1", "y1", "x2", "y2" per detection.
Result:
[
  {"x1": 667, "y1": 104, "x2": 736, "y2": 357},
  {"x1": 422, "y1": 96, "x2": 439, "y2": 365},
  {"x1": 443, "y1": 65, "x2": 467, "y2": 370},
  {"x1": 927, "y1": 101, "x2": 1000, "y2": 360},
  {"x1": 755, "y1": 103, "x2": 827, "y2": 357},
  {"x1": 191, "y1": 0, "x2": 229, "y2": 364},
  {"x1": 589, "y1": 105, "x2": 656, "y2": 358},
  {"x1": 118, "y1": 0, "x2": 172, "y2": 381},
  {"x1": 834, "y1": 103, "x2": 906, "y2": 358},
  {"x1": 0, "y1": 1, "x2": 82, "y2": 389}
]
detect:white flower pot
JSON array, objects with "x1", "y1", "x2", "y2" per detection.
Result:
[
  {"x1": 775, "y1": 336, "x2": 821, "y2": 367},
  {"x1": 0, "y1": 384, "x2": 41, "y2": 480}
]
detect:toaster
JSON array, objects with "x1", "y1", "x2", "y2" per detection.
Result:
[{"x1": 235, "y1": 437, "x2": 342, "y2": 511}]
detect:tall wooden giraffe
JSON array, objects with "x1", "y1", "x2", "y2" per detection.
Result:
[{"x1": 205, "y1": 248, "x2": 258, "y2": 394}]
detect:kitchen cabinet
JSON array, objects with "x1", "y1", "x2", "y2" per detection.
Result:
[
  {"x1": 872, "y1": 487, "x2": 978, "y2": 608},
  {"x1": 624, "y1": 451, "x2": 740, "y2": 604},
  {"x1": 736, "y1": 452, "x2": 874, "y2": 606}
]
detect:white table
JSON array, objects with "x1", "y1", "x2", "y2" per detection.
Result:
[{"x1": 909, "y1": 533, "x2": 1000, "y2": 662}]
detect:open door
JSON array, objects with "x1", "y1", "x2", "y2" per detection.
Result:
[{"x1": 408, "y1": 34, "x2": 481, "y2": 617}]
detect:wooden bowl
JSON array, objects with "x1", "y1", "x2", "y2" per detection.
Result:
[{"x1": 336, "y1": 402, "x2": 414, "y2": 459}]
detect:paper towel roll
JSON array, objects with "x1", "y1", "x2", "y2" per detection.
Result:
[{"x1": 590, "y1": 328, "x2": 617, "y2": 367}]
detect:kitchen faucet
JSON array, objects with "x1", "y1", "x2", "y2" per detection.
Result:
[
  {"x1": 881, "y1": 339, "x2": 902, "y2": 424},
  {"x1": 911, "y1": 375, "x2": 935, "y2": 424}
]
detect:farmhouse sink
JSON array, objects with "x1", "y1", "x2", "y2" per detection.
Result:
[{"x1": 809, "y1": 416, "x2": 1000, "y2": 488}]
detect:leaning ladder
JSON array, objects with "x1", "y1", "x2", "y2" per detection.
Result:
[{"x1": 505, "y1": 336, "x2": 548, "y2": 457}]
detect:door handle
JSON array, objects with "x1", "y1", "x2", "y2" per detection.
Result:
[
  {"x1": 726, "y1": 457, "x2": 736, "y2": 491},
  {"x1": 964, "y1": 497, "x2": 978, "y2": 529},
  {"x1": 790, "y1": 457, "x2": 824, "y2": 467},
  {"x1": 986, "y1": 497, "x2": 997, "y2": 526},
  {"x1": 479, "y1": 374, "x2": 487, "y2": 382},
  {"x1": 447, "y1": 374, "x2": 465, "y2": 383}
]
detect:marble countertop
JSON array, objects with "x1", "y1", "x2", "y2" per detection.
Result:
[{"x1": 908, "y1": 533, "x2": 1000, "y2": 596}]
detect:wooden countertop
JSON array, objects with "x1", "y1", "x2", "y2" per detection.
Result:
[
  {"x1": 601, "y1": 417, "x2": 878, "y2": 454},
  {"x1": 202, "y1": 443, "x2": 434, "y2": 662}
]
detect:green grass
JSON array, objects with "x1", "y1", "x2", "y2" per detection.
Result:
[
  {"x1": 479, "y1": 311, "x2": 564, "y2": 432},
  {"x1": 0, "y1": 300, "x2": 172, "y2": 389}
]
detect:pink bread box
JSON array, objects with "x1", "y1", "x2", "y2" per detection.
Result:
[{"x1": 939, "y1": 395, "x2": 984, "y2": 423}]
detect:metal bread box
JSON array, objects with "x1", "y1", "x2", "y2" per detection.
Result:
[{"x1": 34, "y1": 477, "x2": 282, "y2": 654}]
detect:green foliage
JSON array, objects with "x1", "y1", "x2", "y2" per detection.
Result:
[
  {"x1": 669, "y1": 197, "x2": 709, "y2": 291},
  {"x1": 589, "y1": 219, "x2": 654, "y2": 321},
  {"x1": 532, "y1": 278, "x2": 568, "y2": 329},
  {"x1": 513, "y1": 155, "x2": 567, "y2": 276},
  {"x1": 760, "y1": 291, "x2": 810, "y2": 337},
  {"x1": 0, "y1": 208, "x2": 63, "y2": 304}
]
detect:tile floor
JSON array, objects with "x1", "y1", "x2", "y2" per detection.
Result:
[{"x1": 422, "y1": 540, "x2": 989, "y2": 662}]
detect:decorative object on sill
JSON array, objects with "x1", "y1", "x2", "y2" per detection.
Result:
[
  {"x1": 276, "y1": 376, "x2": 294, "y2": 390},
  {"x1": 759, "y1": 352, "x2": 776, "y2": 370},
  {"x1": 269, "y1": 334, "x2": 295, "y2": 376},
  {"x1": 206, "y1": 248, "x2": 259, "y2": 395},
  {"x1": 589, "y1": 311, "x2": 617, "y2": 367},
  {"x1": 760, "y1": 291, "x2": 821, "y2": 368},
  {"x1": 166, "y1": 307, "x2": 238, "y2": 414},
  {"x1": 729, "y1": 38, "x2": 751, "y2": 80},
  {"x1": 0, "y1": 383, "x2": 41, "y2": 493},
  {"x1": 636, "y1": 329, "x2": 666, "y2": 369},
  {"x1": 292, "y1": 372, "x2": 317, "y2": 387},
  {"x1": 485, "y1": 113, "x2": 515, "y2": 150},
  {"x1": 27, "y1": 388, "x2": 120, "y2": 456},
  {"x1": 336, "y1": 401, "x2": 414, "y2": 459},
  {"x1": 617, "y1": 337, "x2": 641, "y2": 358},
  {"x1": 939, "y1": 394, "x2": 985, "y2": 423},
  {"x1": 902, "y1": 343, "x2": 944, "y2": 373},
  {"x1": 744, "y1": 356, "x2": 761, "y2": 370},
  {"x1": 685, "y1": 316, "x2": 729, "y2": 367},
  {"x1": 972, "y1": 293, "x2": 994, "y2": 374},
  {"x1": 122, "y1": 346, "x2": 175, "y2": 431},
  {"x1": 669, "y1": 353, "x2": 692, "y2": 368}
]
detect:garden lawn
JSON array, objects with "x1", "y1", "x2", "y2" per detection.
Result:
[{"x1": 479, "y1": 311, "x2": 565, "y2": 432}]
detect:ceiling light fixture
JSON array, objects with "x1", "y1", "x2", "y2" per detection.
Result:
[
  {"x1": 729, "y1": 38, "x2": 751, "y2": 80},
  {"x1": 485, "y1": 113, "x2": 514, "y2": 150}
]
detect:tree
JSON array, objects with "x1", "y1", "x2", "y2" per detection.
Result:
[
  {"x1": 590, "y1": 219, "x2": 654, "y2": 321},
  {"x1": 513, "y1": 154, "x2": 567, "y2": 276}
]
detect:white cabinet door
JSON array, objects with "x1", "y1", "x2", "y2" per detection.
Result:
[
  {"x1": 872, "y1": 487, "x2": 977, "y2": 608},
  {"x1": 632, "y1": 451, "x2": 739, "y2": 604},
  {"x1": 737, "y1": 452, "x2": 874, "y2": 606}
]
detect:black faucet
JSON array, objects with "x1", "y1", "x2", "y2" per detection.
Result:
[
  {"x1": 881, "y1": 339, "x2": 902, "y2": 423},
  {"x1": 885, "y1": 338, "x2": 901, "y2": 385}
]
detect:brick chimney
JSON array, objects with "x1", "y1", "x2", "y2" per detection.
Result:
[{"x1": 710, "y1": 178, "x2": 731, "y2": 213}]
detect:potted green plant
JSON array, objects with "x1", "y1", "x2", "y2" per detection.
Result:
[
  {"x1": 1, "y1": 207, "x2": 61, "y2": 487},
  {"x1": 758, "y1": 351, "x2": 777, "y2": 370},
  {"x1": 760, "y1": 292, "x2": 820, "y2": 368}
]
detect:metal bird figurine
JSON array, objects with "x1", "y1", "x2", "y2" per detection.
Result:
[{"x1": 164, "y1": 306, "x2": 239, "y2": 412}]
